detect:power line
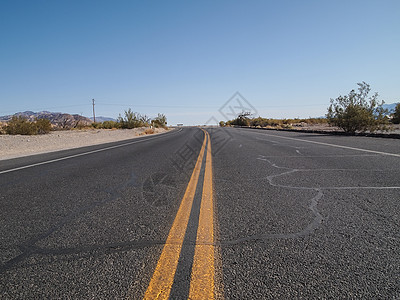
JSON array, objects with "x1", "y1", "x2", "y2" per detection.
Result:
[{"x1": 95, "y1": 103, "x2": 217, "y2": 109}]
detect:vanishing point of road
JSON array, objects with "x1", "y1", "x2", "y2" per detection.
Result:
[{"x1": 1, "y1": 127, "x2": 399, "y2": 299}]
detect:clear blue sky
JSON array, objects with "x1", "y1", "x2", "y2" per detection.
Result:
[{"x1": 1, "y1": 0, "x2": 399, "y2": 125}]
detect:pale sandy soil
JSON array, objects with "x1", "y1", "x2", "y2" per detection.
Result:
[
  {"x1": 0, "y1": 127, "x2": 169, "y2": 161},
  {"x1": 290, "y1": 123, "x2": 400, "y2": 133}
]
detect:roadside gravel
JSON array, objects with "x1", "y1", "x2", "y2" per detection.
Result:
[
  {"x1": 251, "y1": 124, "x2": 400, "y2": 137},
  {"x1": 0, "y1": 127, "x2": 169, "y2": 161}
]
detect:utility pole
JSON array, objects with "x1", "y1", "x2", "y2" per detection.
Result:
[{"x1": 92, "y1": 98, "x2": 96, "y2": 123}]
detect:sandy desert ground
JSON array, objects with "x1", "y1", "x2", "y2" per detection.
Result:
[{"x1": 0, "y1": 127, "x2": 169, "y2": 161}]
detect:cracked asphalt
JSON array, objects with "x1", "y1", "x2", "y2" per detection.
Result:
[
  {"x1": 211, "y1": 127, "x2": 400, "y2": 299},
  {"x1": 1, "y1": 127, "x2": 399, "y2": 299}
]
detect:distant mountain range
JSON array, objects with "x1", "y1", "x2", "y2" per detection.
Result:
[
  {"x1": 0, "y1": 111, "x2": 118, "y2": 128},
  {"x1": 382, "y1": 103, "x2": 399, "y2": 113},
  {"x1": 0, "y1": 111, "x2": 93, "y2": 129},
  {"x1": 90, "y1": 116, "x2": 117, "y2": 122}
]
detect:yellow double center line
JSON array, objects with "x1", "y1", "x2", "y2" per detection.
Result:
[{"x1": 143, "y1": 129, "x2": 215, "y2": 300}]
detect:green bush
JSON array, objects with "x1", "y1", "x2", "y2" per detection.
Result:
[
  {"x1": 91, "y1": 121, "x2": 120, "y2": 129},
  {"x1": 118, "y1": 108, "x2": 147, "y2": 129},
  {"x1": 229, "y1": 111, "x2": 251, "y2": 126},
  {"x1": 0, "y1": 123, "x2": 5, "y2": 134},
  {"x1": 4, "y1": 116, "x2": 52, "y2": 135},
  {"x1": 3, "y1": 116, "x2": 51, "y2": 135},
  {"x1": 391, "y1": 103, "x2": 400, "y2": 124},
  {"x1": 152, "y1": 113, "x2": 167, "y2": 128},
  {"x1": 35, "y1": 118, "x2": 52, "y2": 134},
  {"x1": 250, "y1": 117, "x2": 267, "y2": 127},
  {"x1": 113, "y1": 110, "x2": 168, "y2": 129},
  {"x1": 5, "y1": 116, "x2": 38, "y2": 135},
  {"x1": 327, "y1": 82, "x2": 389, "y2": 133},
  {"x1": 91, "y1": 122, "x2": 102, "y2": 129},
  {"x1": 140, "y1": 115, "x2": 151, "y2": 126},
  {"x1": 102, "y1": 120, "x2": 120, "y2": 129},
  {"x1": 225, "y1": 116, "x2": 329, "y2": 128}
]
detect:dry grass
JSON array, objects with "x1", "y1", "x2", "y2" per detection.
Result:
[{"x1": 143, "y1": 128, "x2": 155, "y2": 135}]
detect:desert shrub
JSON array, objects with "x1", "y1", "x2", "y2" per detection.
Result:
[
  {"x1": 91, "y1": 121, "x2": 120, "y2": 129},
  {"x1": 35, "y1": 118, "x2": 52, "y2": 134},
  {"x1": 227, "y1": 116, "x2": 329, "y2": 128},
  {"x1": 230, "y1": 117, "x2": 248, "y2": 126},
  {"x1": 282, "y1": 118, "x2": 294, "y2": 125},
  {"x1": 391, "y1": 103, "x2": 400, "y2": 124},
  {"x1": 118, "y1": 108, "x2": 146, "y2": 129},
  {"x1": 285, "y1": 118, "x2": 328, "y2": 125},
  {"x1": 140, "y1": 115, "x2": 151, "y2": 127},
  {"x1": 250, "y1": 117, "x2": 268, "y2": 127},
  {"x1": 102, "y1": 120, "x2": 119, "y2": 129},
  {"x1": 116, "y1": 109, "x2": 168, "y2": 129},
  {"x1": 265, "y1": 119, "x2": 283, "y2": 127},
  {"x1": 0, "y1": 123, "x2": 5, "y2": 134},
  {"x1": 327, "y1": 82, "x2": 389, "y2": 133},
  {"x1": 229, "y1": 111, "x2": 251, "y2": 126},
  {"x1": 5, "y1": 116, "x2": 52, "y2": 135},
  {"x1": 152, "y1": 113, "x2": 167, "y2": 128},
  {"x1": 219, "y1": 121, "x2": 226, "y2": 127},
  {"x1": 5, "y1": 116, "x2": 38, "y2": 135},
  {"x1": 308, "y1": 118, "x2": 328, "y2": 124},
  {"x1": 91, "y1": 122, "x2": 102, "y2": 129}
]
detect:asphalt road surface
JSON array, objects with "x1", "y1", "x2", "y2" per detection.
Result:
[{"x1": 1, "y1": 127, "x2": 399, "y2": 299}]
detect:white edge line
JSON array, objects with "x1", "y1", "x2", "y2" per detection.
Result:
[
  {"x1": 251, "y1": 131, "x2": 400, "y2": 158},
  {"x1": 0, "y1": 128, "x2": 183, "y2": 175}
]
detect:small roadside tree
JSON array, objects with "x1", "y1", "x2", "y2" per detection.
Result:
[
  {"x1": 118, "y1": 108, "x2": 143, "y2": 129},
  {"x1": 327, "y1": 82, "x2": 389, "y2": 133},
  {"x1": 140, "y1": 115, "x2": 151, "y2": 126},
  {"x1": 230, "y1": 111, "x2": 251, "y2": 126},
  {"x1": 152, "y1": 113, "x2": 167, "y2": 128},
  {"x1": 391, "y1": 103, "x2": 400, "y2": 124}
]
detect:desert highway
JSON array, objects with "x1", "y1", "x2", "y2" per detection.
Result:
[{"x1": 1, "y1": 127, "x2": 399, "y2": 299}]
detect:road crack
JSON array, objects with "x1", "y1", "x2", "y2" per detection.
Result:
[{"x1": 222, "y1": 154, "x2": 399, "y2": 245}]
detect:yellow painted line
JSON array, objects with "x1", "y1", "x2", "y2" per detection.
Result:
[
  {"x1": 189, "y1": 130, "x2": 215, "y2": 299},
  {"x1": 143, "y1": 131, "x2": 207, "y2": 300}
]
